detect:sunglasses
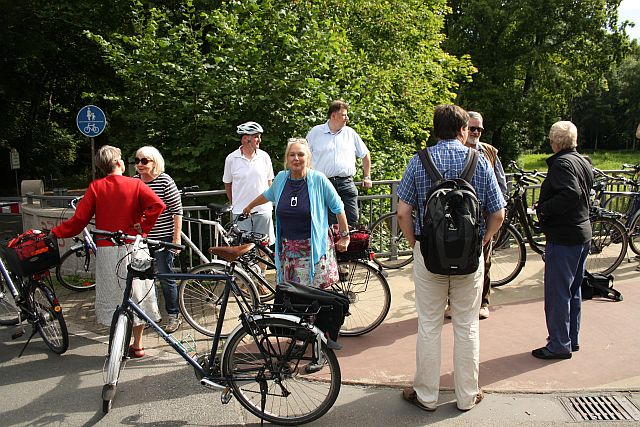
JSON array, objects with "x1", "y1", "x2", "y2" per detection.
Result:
[
  {"x1": 469, "y1": 126, "x2": 484, "y2": 133},
  {"x1": 134, "y1": 157, "x2": 153, "y2": 165}
]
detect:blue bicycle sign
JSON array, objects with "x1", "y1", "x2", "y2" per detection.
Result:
[{"x1": 77, "y1": 105, "x2": 107, "y2": 137}]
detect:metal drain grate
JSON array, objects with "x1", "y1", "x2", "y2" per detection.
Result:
[{"x1": 560, "y1": 395, "x2": 640, "y2": 421}]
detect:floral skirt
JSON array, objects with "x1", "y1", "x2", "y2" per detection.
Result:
[{"x1": 279, "y1": 236, "x2": 339, "y2": 289}]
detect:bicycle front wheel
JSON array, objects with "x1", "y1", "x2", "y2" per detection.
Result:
[
  {"x1": 370, "y1": 212, "x2": 414, "y2": 269},
  {"x1": 31, "y1": 283, "x2": 69, "y2": 354},
  {"x1": 490, "y1": 223, "x2": 527, "y2": 287},
  {"x1": 56, "y1": 247, "x2": 96, "y2": 291},
  {"x1": 103, "y1": 312, "x2": 130, "y2": 413},
  {"x1": 628, "y1": 211, "x2": 640, "y2": 256},
  {"x1": 223, "y1": 317, "x2": 341, "y2": 426},
  {"x1": 0, "y1": 274, "x2": 20, "y2": 326},
  {"x1": 334, "y1": 260, "x2": 391, "y2": 336},
  {"x1": 587, "y1": 217, "x2": 628, "y2": 275},
  {"x1": 179, "y1": 262, "x2": 258, "y2": 337}
]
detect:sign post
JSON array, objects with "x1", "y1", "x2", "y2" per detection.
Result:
[
  {"x1": 76, "y1": 105, "x2": 107, "y2": 179},
  {"x1": 10, "y1": 148, "x2": 20, "y2": 196}
]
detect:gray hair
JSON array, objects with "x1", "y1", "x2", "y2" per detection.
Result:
[
  {"x1": 468, "y1": 111, "x2": 484, "y2": 122},
  {"x1": 135, "y1": 146, "x2": 165, "y2": 175},
  {"x1": 549, "y1": 121, "x2": 578, "y2": 150}
]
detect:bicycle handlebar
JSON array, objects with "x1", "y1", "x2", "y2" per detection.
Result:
[
  {"x1": 91, "y1": 229, "x2": 186, "y2": 252},
  {"x1": 179, "y1": 185, "x2": 200, "y2": 195}
]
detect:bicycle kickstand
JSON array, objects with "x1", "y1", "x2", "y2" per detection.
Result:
[{"x1": 17, "y1": 327, "x2": 39, "y2": 358}]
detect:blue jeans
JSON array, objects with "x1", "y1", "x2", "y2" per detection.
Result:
[
  {"x1": 154, "y1": 236, "x2": 179, "y2": 316},
  {"x1": 543, "y1": 241, "x2": 590, "y2": 354}
]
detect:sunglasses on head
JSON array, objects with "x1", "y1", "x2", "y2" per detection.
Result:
[
  {"x1": 469, "y1": 126, "x2": 484, "y2": 133},
  {"x1": 134, "y1": 157, "x2": 152, "y2": 165}
]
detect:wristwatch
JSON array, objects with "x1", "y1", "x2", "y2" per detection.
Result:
[
  {"x1": 364, "y1": 175, "x2": 371, "y2": 180},
  {"x1": 339, "y1": 230, "x2": 349, "y2": 238}
]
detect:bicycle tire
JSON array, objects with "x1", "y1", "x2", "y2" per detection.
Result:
[
  {"x1": 334, "y1": 259, "x2": 391, "y2": 336},
  {"x1": 0, "y1": 274, "x2": 20, "y2": 326},
  {"x1": 370, "y1": 212, "x2": 414, "y2": 269},
  {"x1": 178, "y1": 261, "x2": 259, "y2": 337},
  {"x1": 628, "y1": 210, "x2": 640, "y2": 256},
  {"x1": 222, "y1": 317, "x2": 341, "y2": 426},
  {"x1": 603, "y1": 194, "x2": 635, "y2": 221},
  {"x1": 31, "y1": 283, "x2": 69, "y2": 354},
  {"x1": 56, "y1": 247, "x2": 97, "y2": 292},
  {"x1": 587, "y1": 217, "x2": 628, "y2": 275},
  {"x1": 490, "y1": 223, "x2": 527, "y2": 287},
  {"x1": 103, "y1": 312, "x2": 130, "y2": 413}
]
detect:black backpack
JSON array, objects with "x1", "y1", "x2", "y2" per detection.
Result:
[{"x1": 417, "y1": 148, "x2": 482, "y2": 275}]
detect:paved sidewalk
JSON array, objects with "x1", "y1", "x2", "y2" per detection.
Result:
[{"x1": 55, "y1": 249, "x2": 640, "y2": 394}]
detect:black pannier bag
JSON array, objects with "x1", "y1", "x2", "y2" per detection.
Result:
[
  {"x1": 273, "y1": 281, "x2": 350, "y2": 342},
  {"x1": 581, "y1": 270, "x2": 622, "y2": 301},
  {"x1": 2, "y1": 229, "x2": 60, "y2": 276}
]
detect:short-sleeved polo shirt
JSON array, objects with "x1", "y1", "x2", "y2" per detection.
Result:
[{"x1": 222, "y1": 148, "x2": 274, "y2": 215}]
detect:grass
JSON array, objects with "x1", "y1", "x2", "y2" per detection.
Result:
[{"x1": 517, "y1": 150, "x2": 639, "y2": 172}]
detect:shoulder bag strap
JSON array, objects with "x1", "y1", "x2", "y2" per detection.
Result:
[
  {"x1": 460, "y1": 149, "x2": 479, "y2": 182},
  {"x1": 417, "y1": 148, "x2": 443, "y2": 181}
]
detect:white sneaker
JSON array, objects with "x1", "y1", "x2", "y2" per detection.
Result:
[{"x1": 479, "y1": 306, "x2": 490, "y2": 319}]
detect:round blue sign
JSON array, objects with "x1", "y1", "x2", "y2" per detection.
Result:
[{"x1": 77, "y1": 105, "x2": 107, "y2": 137}]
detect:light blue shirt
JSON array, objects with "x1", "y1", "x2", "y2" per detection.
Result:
[
  {"x1": 306, "y1": 122, "x2": 369, "y2": 178},
  {"x1": 263, "y1": 168, "x2": 344, "y2": 283}
]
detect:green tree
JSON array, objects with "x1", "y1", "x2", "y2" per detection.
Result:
[{"x1": 444, "y1": 0, "x2": 629, "y2": 163}]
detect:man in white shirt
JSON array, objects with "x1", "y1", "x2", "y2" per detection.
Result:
[
  {"x1": 223, "y1": 121, "x2": 275, "y2": 244},
  {"x1": 306, "y1": 100, "x2": 372, "y2": 226}
]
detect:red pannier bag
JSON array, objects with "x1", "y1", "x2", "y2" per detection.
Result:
[
  {"x1": 2, "y1": 229, "x2": 60, "y2": 276},
  {"x1": 331, "y1": 224, "x2": 372, "y2": 261}
]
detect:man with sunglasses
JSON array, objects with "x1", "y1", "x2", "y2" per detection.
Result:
[
  {"x1": 223, "y1": 122, "x2": 275, "y2": 254},
  {"x1": 461, "y1": 111, "x2": 508, "y2": 320}
]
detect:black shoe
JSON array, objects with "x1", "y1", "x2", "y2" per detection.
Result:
[
  {"x1": 532, "y1": 347, "x2": 572, "y2": 360},
  {"x1": 572, "y1": 344, "x2": 580, "y2": 352}
]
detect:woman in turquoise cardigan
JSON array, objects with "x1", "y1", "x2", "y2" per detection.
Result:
[{"x1": 243, "y1": 138, "x2": 350, "y2": 288}]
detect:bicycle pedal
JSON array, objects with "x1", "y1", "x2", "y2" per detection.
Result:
[
  {"x1": 11, "y1": 329, "x2": 25, "y2": 340},
  {"x1": 221, "y1": 387, "x2": 233, "y2": 404}
]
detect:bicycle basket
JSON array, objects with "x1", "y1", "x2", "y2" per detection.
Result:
[
  {"x1": 2, "y1": 229, "x2": 60, "y2": 276},
  {"x1": 331, "y1": 225, "x2": 372, "y2": 261}
]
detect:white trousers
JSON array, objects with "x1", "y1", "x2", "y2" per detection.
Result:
[{"x1": 412, "y1": 241, "x2": 483, "y2": 410}]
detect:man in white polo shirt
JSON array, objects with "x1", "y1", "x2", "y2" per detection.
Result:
[
  {"x1": 223, "y1": 121, "x2": 275, "y2": 245},
  {"x1": 306, "y1": 100, "x2": 372, "y2": 226}
]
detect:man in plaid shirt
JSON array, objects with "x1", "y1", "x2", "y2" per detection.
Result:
[{"x1": 397, "y1": 104, "x2": 505, "y2": 412}]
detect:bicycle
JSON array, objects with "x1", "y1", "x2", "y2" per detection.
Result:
[
  {"x1": 93, "y1": 230, "x2": 341, "y2": 425},
  {"x1": 179, "y1": 210, "x2": 392, "y2": 338},
  {"x1": 55, "y1": 197, "x2": 98, "y2": 291},
  {"x1": 369, "y1": 211, "x2": 414, "y2": 269},
  {"x1": 0, "y1": 231, "x2": 69, "y2": 356},
  {"x1": 490, "y1": 163, "x2": 628, "y2": 287}
]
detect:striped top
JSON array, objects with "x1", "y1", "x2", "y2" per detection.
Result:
[{"x1": 134, "y1": 173, "x2": 183, "y2": 239}]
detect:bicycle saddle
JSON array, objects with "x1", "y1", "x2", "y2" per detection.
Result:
[
  {"x1": 207, "y1": 203, "x2": 233, "y2": 216},
  {"x1": 209, "y1": 243, "x2": 255, "y2": 262}
]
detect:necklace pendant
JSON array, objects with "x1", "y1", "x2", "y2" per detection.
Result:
[{"x1": 290, "y1": 196, "x2": 298, "y2": 207}]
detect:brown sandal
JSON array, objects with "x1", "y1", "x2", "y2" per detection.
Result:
[
  {"x1": 129, "y1": 345, "x2": 145, "y2": 358},
  {"x1": 402, "y1": 387, "x2": 436, "y2": 412}
]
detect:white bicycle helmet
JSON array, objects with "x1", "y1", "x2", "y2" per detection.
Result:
[{"x1": 236, "y1": 121, "x2": 264, "y2": 135}]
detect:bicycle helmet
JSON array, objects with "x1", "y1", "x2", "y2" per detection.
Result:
[{"x1": 236, "y1": 121, "x2": 264, "y2": 135}]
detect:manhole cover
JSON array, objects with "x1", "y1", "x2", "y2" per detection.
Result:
[{"x1": 560, "y1": 395, "x2": 640, "y2": 421}]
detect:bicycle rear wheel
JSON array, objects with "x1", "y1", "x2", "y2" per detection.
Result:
[
  {"x1": 56, "y1": 247, "x2": 96, "y2": 292},
  {"x1": 334, "y1": 260, "x2": 390, "y2": 336},
  {"x1": 178, "y1": 262, "x2": 258, "y2": 337},
  {"x1": 603, "y1": 194, "x2": 635, "y2": 221},
  {"x1": 31, "y1": 283, "x2": 69, "y2": 354},
  {"x1": 370, "y1": 212, "x2": 413, "y2": 269},
  {"x1": 103, "y1": 312, "x2": 131, "y2": 413},
  {"x1": 628, "y1": 211, "x2": 640, "y2": 256},
  {"x1": 223, "y1": 317, "x2": 341, "y2": 426},
  {"x1": 587, "y1": 217, "x2": 628, "y2": 275},
  {"x1": 490, "y1": 223, "x2": 527, "y2": 287},
  {"x1": 0, "y1": 274, "x2": 20, "y2": 326}
]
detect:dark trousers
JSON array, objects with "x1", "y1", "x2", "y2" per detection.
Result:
[
  {"x1": 154, "y1": 236, "x2": 179, "y2": 316},
  {"x1": 481, "y1": 240, "x2": 492, "y2": 307},
  {"x1": 543, "y1": 241, "x2": 590, "y2": 354},
  {"x1": 328, "y1": 177, "x2": 359, "y2": 226}
]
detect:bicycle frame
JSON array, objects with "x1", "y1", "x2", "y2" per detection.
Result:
[{"x1": 504, "y1": 183, "x2": 545, "y2": 256}]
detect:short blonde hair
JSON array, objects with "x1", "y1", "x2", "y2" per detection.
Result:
[
  {"x1": 549, "y1": 121, "x2": 578, "y2": 150},
  {"x1": 96, "y1": 145, "x2": 122, "y2": 174},
  {"x1": 284, "y1": 138, "x2": 312, "y2": 169},
  {"x1": 135, "y1": 146, "x2": 165, "y2": 175}
]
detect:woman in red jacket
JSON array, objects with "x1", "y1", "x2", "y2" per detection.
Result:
[{"x1": 52, "y1": 145, "x2": 165, "y2": 357}]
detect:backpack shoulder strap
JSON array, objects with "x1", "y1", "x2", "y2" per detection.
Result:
[
  {"x1": 460, "y1": 149, "x2": 479, "y2": 182},
  {"x1": 417, "y1": 148, "x2": 443, "y2": 181}
]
